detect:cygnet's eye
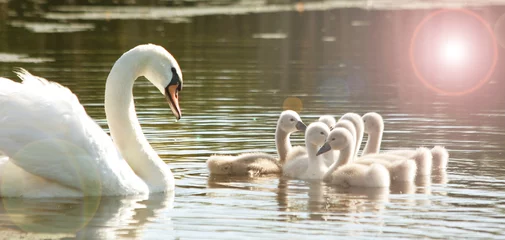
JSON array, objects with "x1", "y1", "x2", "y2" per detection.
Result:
[
  {"x1": 290, "y1": 118, "x2": 294, "y2": 122},
  {"x1": 320, "y1": 132, "x2": 324, "y2": 135},
  {"x1": 331, "y1": 138, "x2": 336, "y2": 141}
]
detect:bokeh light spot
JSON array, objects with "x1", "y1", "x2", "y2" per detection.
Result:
[{"x1": 283, "y1": 97, "x2": 303, "y2": 112}]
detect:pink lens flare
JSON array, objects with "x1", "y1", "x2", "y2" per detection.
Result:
[{"x1": 409, "y1": 9, "x2": 498, "y2": 96}]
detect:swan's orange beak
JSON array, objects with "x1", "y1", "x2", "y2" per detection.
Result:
[{"x1": 165, "y1": 85, "x2": 181, "y2": 120}]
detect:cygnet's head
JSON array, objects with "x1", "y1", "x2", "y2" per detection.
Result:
[
  {"x1": 278, "y1": 110, "x2": 307, "y2": 133},
  {"x1": 305, "y1": 122, "x2": 330, "y2": 146},
  {"x1": 318, "y1": 115, "x2": 337, "y2": 129},
  {"x1": 206, "y1": 158, "x2": 236, "y2": 175},
  {"x1": 339, "y1": 112, "x2": 363, "y2": 133},
  {"x1": 362, "y1": 112, "x2": 384, "y2": 134},
  {"x1": 316, "y1": 127, "x2": 353, "y2": 156},
  {"x1": 334, "y1": 119, "x2": 356, "y2": 139}
]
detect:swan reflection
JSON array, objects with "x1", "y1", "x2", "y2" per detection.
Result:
[{"x1": 0, "y1": 192, "x2": 174, "y2": 239}]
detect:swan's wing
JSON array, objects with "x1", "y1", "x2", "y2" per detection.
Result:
[
  {"x1": 0, "y1": 69, "x2": 125, "y2": 193},
  {"x1": 282, "y1": 155, "x2": 308, "y2": 178},
  {"x1": 285, "y1": 145, "x2": 307, "y2": 163}
]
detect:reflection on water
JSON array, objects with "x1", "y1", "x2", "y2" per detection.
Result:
[
  {"x1": 0, "y1": 192, "x2": 174, "y2": 239},
  {"x1": 1, "y1": 0, "x2": 505, "y2": 239}
]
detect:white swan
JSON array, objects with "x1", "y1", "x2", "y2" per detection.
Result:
[
  {"x1": 331, "y1": 116, "x2": 417, "y2": 182},
  {"x1": 0, "y1": 44, "x2": 182, "y2": 197},
  {"x1": 327, "y1": 119, "x2": 356, "y2": 169},
  {"x1": 361, "y1": 112, "x2": 448, "y2": 174},
  {"x1": 285, "y1": 115, "x2": 337, "y2": 167},
  {"x1": 316, "y1": 128, "x2": 390, "y2": 188},
  {"x1": 282, "y1": 122, "x2": 330, "y2": 180},
  {"x1": 318, "y1": 115, "x2": 337, "y2": 129},
  {"x1": 339, "y1": 113, "x2": 365, "y2": 159},
  {"x1": 317, "y1": 115, "x2": 338, "y2": 166},
  {"x1": 206, "y1": 110, "x2": 306, "y2": 176}
]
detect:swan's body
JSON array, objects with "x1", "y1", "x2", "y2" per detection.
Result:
[
  {"x1": 206, "y1": 110, "x2": 306, "y2": 176},
  {"x1": 333, "y1": 114, "x2": 417, "y2": 182},
  {"x1": 354, "y1": 157, "x2": 417, "y2": 182},
  {"x1": 206, "y1": 153, "x2": 281, "y2": 176},
  {"x1": 282, "y1": 122, "x2": 330, "y2": 180},
  {"x1": 377, "y1": 148, "x2": 432, "y2": 176},
  {"x1": 329, "y1": 119, "x2": 356, "y2": 169},
  {"x1": 361, "y1": 112, "x2": 447, "y2": 173},
  {"x1": 430, "y1": 146, "x2": 449, "y2": 169},
  {"x1": 317, "y1": 128, "x2": 390, "y2": 188},
  {"x1": 0, "y1": 44, "x2": 183, "y2": 198}
]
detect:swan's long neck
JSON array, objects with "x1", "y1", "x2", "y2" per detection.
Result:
[
  {"x1": 275, "y1": 128, "x2": 291, "y2": 164},
  {"x1": 306, "y1": 142, "x2": 327, "y2": 175},
  {"x1": 104, "y1": 52, "x2": 173, "y2": 193},
  {"x1": 355, "y1": 123, "x2": 364, "y2": 159},
  {"x1": 323, "y1": 143, "x2": 354, "y2": 181},
  {"x1": 362, "y1": 131, "x2": 382, "y2": 156}
]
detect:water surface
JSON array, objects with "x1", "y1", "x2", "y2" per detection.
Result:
[{"x1": 0, "y1": 1, "x2": 505, "y2": 239}]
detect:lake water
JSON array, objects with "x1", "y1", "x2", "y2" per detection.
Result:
[{"x1": 1, "y1": 0, "x2": 505, "y2": 239}]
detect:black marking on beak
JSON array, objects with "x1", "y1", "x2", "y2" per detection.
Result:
[
  {"x1": 316, "y1": 143, "x2": 332, "y2": 156},
  {"x1": 295, "y1": 121, "x2": 307, "y2": 132}
]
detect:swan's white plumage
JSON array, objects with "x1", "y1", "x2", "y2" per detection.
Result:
[
  {"x1": 361, "y1": 112, "x2": 446, "y2": 173},
  {"x1": 318, "y1": 115, "x2": 337, "y2": 129},
  {"x1": 354, "y1": 157, "x2": 417, "y2": 182},
  {"x1": 329, "y1": 115, "x2": 417, "y2": 182},
  {"x1": 339, "y1": 113, "x2": 364, "y2": 159},
  {"x1": 283, "y1": 115, "x2": 336, "y2": 166},
  {"x1": 327, "y1": 163, "x2": 390, "y2": 188},
  {"x1": 431, "y1": 146, "x2": 449, "y2": 169},
  {"x1": 282, "y1": 122, "x2": 330, "y2": 180},
  {"x1": 381, "y1": 147, "x2": 433, "y2": 176},
  {"x1": 0, "y1": 70, "x2": 141, "y2": 196},
  {"x1": 0, "y1": 156, "x2": 83, "y2": 198},
  {"x1": 285, "y1": 145, "x2": 307, "y2": 164},
  {"x1": 320, "y1": 128, "x2": 390, "y2": 188},
  {"x1": 0, "y1": 44, "x2": 180, "y2": 197}
]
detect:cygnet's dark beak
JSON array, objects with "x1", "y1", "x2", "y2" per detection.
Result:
[
  {"x1": 295, "y1": 121, "x2": 307, "y2": 132},
  {"x1": 165, "y1": 85, "x2": 181, "y2": 120},
  {"x1": 316, "y1": 142, "x2": 331, "y2": 156}
]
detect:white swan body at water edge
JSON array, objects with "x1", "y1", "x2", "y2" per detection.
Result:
[
  {"x1": 316, "y1": 128, "x2": 390, "y2": 188},
  {"x1": 0, "y1": 44, "x2": 182, "y2": 198},
  {"x1": 282, "y1": 122, "x2": 330, "y2": 180},
  {"x1": 361, "y1": 112, "x2": 448, "y2": 174}
]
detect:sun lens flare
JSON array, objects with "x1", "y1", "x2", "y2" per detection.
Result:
[
  {"x1": 441, "y1": 39, "x2": 467, "y2": 65},
  {"x1": 410, "y1": 9, "x2": 498, "y2": 96}
]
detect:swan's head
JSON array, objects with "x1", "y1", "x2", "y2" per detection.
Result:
[
  {"x1": 134, "y1": 44, "x2": 183, "y2": 120},
  {"x1": 339, "y1": 112, "x2": 363, "y2": 134},
  {"x1": 334, "y1": 119, "x2": 356, "y2": 139},
  {"x1": 316, "y1": 127, "x2": 353, "y2": 156},
  {"x1": 318, "y1": 115, "x2": 337, "y2": 129},
  {"x1": 206, "y1": 159, "x2": 236, "y2": 175},
  {"x1": 278, "y1": 110, "x2": 306, "y2": 133},
  {"x1": 362, "y1": 112, "x2": 383, "y2": 134},
  {"x1": 305, "y1": 122, "x2": 330, "y2": 147}
]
